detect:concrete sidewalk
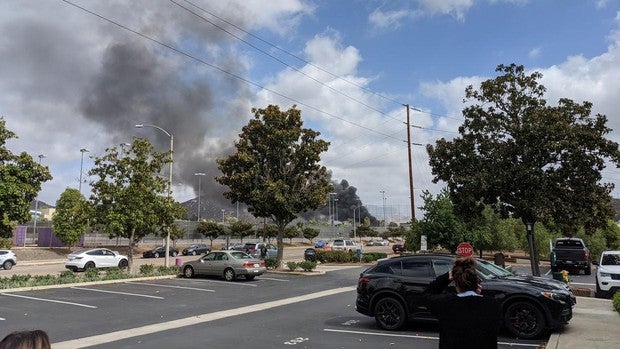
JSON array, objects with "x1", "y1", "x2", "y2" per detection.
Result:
[{"x1": 546, "y1": 296, "x2": 620, "y2": 348}]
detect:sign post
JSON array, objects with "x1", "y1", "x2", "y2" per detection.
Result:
[{"x1": 456, "y1": 242, "x2": 474, "y2": 257}]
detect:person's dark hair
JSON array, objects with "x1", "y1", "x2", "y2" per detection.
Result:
[
  {"x1": 452, "y1": 257, "x2": 479, "y2": 292},
  {"x1": 0, "y1": 330, "x2": 50, "y2": 349}
]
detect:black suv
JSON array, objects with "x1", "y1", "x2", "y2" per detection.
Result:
[{"x1": 356, "y1": 254, "x2": 575, "y2": 339}]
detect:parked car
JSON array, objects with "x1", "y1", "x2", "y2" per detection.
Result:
[
  {"x1": 551, "y1": 237, "x2": 591, "y2": 275},
  {"x1": 182, "y1": 243, "x2": 211, "y2": 256},
  {"x1": 0, "y1": 249, "x2": 17, "y2": 270},
  {"x1": 243, "y1": 242, "x2": 278, "y2": 259},
  {"x1": 221, "y1": 243, "x2": 245, "y2": 251},
  {"x1": 392, "y1": 242, "x2": 406, "y2": 253},
  {"x1": 142, "y1": 246, "x2": 179, "y2": 258},
  {"x1": 373, "y1": 239, "x2": 389, "y2": 246},
  {"x1": 181, "y1": 250, "x2": 266, "y2": 281},
  {"x1": 304, "y1": 248, "x2": 317, "y2": 261},
  {"x1": 356, "y1": 253, "x2": 575, "y2": 339},
  {"x1": 314, "y1": 240, "x2": 328, "y2": 249},
  {"x1": 65, "y1": 248, "x2": 128, "y2": 272},
  {"x1": 593, "y1": 250, "x2": 620, "y2": 298},
  {"x1": 331, "y1": 239, "x2": 356, "y2": 252}
]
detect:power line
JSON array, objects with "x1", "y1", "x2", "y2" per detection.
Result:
[
  {"x1": 169, "y1": 0, "x2": 405, "y2": 125},
  {"x1": 60, "y1": 0, "x2": 405, "y2": 142}
]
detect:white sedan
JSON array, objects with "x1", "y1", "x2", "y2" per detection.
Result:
[{"x1": 65, "y1": 248, "x2": 129, "y2": 272}]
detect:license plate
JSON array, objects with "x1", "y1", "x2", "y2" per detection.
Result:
[{"x1": 253, "y1": 264, "x2": 259, "y2": 267}]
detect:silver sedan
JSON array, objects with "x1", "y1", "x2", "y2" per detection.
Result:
[{"x1": 181, "y1": 250, "x2": 266, "y2": 281}]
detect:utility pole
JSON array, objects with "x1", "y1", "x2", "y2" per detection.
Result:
[{"x1": 405, "y1": 104, "x2": 415, "y2": 222}]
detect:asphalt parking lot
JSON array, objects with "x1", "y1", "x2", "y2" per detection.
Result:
[{"x1": 1, "y1": 266, "x2": 550, "y2": 349}]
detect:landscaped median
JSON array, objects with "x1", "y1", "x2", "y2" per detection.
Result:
[{"x1": 0, "y1": 265, "x2": 180, "y2": 292}]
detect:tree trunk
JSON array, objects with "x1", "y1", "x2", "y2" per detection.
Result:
[{"x1": 128, "y1": 229, "x2": 135, "y2": 274}]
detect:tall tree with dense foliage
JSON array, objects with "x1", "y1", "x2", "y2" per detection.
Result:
[
  {"x1": 0, "y1": 118, "x2": 52, "y2": 241},
  {"x1": 216, "y1": 105, "x2": 332, "y2": 268},
  {"x1": 229, "y1": 220, "x2": 255, "y2": 243},
  {"x1": 52, "y1": 188, "x2": 90, "y2": 246},
  {"x1": 197, "y1": 220, "x2": 226, "y2": 247},
  {"x1": 416, "y1": 189, "x2": 467, "y2": 252},
  {"x1": 427, "y1": 64, "x2": 620, "y2": 275},
  {"x1": 88, "y1": 138, "x2": 184, "y2": 271}
]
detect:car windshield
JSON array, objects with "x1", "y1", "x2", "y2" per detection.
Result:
[
  {"x1": 333, "y1": 241, "x2": 344, "y2": 246},
  {"x1": 231, "y1": 251, "x2": 252, "y2": 259},
  {"x1": 476, "y1": 258, "x2": 514, "y2": 279},
  {"x1": 602, "y1": 253, "x2": 620, "y2": 266}
]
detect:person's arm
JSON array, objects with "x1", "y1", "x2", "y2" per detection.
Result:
[{"x1": 426, "y1": 271, "x2": 451, "y2": 294}]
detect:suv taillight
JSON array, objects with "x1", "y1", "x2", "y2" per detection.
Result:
[{"x1": 358, "y1": 277, "x2": 370, "y2": 284}]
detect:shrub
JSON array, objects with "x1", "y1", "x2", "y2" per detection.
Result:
[
  {"x1": 613, "y1": 291, "x2": 620, "y2": 314},
  {"x1": 84, "y1": 267, "x2": 101, "y2": 281},
  {"x1": 58, "y1": 270, "x2": 80, "y2": 284},
  {"x1": 265, "y1": 258, "x2": 279, "y2": 269},
  {"x1": 0, "y1": 238, "x2": 12, "y2": 249},
  {"x1": 298, "y1": 261, "x2": 317, "y2": 272},
  {"x1": 139, "y1": 264, "x2": 156, "y2": 276},
  {"x1": 104, "y1": 267, "x2": 129, "y2": 280},
  {"x1": 286, "y1": 262, "x2": 299, "y2": 271}
]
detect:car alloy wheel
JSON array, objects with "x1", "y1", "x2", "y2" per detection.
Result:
[
  {"x1": 224, "y1": 268, "x2": 236, "y2": 281},
  {"x1": 2, "y1": 260, "x2": 13, "y2": 270},
  {"x1": 183, "y1": 266, "x2": 195, "y2": 278},
  {"x1": 191, "y1": 251, "x2": 196, "y2": 256},
  {"x1": 374, "y1": 297, "x2": 407, "y2": 330},
  {"x1": 504, "y1": 301, "x2": 545, "y2": 339},
  {"x1": 84, "y1": 261, "x2": 95, "y2": 270},
  {"x1": 171, "y1": 251, "x2": 178, "y2": 257},
  {"x1": 154, "y1": 253, "x2": 160, "y2": 258},
  {"x1": 118, "y1": 259, "x2": 128, "y2": 268}
]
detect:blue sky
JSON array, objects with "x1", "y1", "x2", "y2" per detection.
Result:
[{"x1": 1, "y1": 0, "x2": 619, "y2": 222}]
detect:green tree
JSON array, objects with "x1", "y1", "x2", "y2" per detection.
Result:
[
  {"x1": 0, "y1": 118, "x2": 52, "y2": 240},
  {"x1": 417, "y1": 189, "x2": 467, "y2": 252},
  {"x1": 427, "y1": 64, "x2": 620, "y2": 275},
  {"x1": 229, "y1": 220, "x2": 254, "y2": 243},
  {"x1": 216, "y1": 105, "x2": 332, "y2": 267},
  {"x1": 302, "y1": 227, "x2": 320, "y2": 243},
  {"x1": 197, "y1": 220, "x2": 226, "y2": 247},
  {"x1": 88, "y1": 138, "x2": 184, "y2": 272},
  {"x1": 256, "y1": 224, "x2": 278, "y2": 242},
  {"x1": 284, "y1": 226, "x2": 299, "y2": 244},
  {"x1": 52, "y1": 188, "x2": 90, "y2": 246}
]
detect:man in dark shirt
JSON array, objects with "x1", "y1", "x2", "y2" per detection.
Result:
[{"x1": 426, "y1": 257, "x2": 502, "y2": 349}]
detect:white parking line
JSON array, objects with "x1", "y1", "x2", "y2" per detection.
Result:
[
  {"x1": 187, "y1": 279, "x2": 257, "y2": 287},
  {"x1": 125, "y1": 281, "x2": 215, "y2": 292},
  {"x1": 52, "y1": 286, "x2": 356, "y2": 348},
  {"x1": 258, "y1": 277, "x2": 290, "y2": 282},
  {"x1": 71, "y1": 287, "x2": 165, "y2": 299},
  {"x1": 0, "y1": 293, "x2": 97, "y2": 308},
  {"x1": 0, "y1": 317, "x2": 5, "y2": 321},
  {"x1": 323, "y1": 329, "x2": 544, "y2": 347}
]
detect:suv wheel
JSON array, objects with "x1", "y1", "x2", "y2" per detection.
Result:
[
  {"x1": 595, "y1": 276, "x2": 608, "y2": 298},
  {"x1": 504, "y1": 301, "x2": 545, "y2": 339},
  {"x1": 183, "y1": 266, "x2": 195, "y2": 278},
  {"x1": 584, "y1": 263, "x2": 591, "y2": 275},
  {"x1": 2, "y1": 260, "x2": 13, "y2": 270},
  {"x1": 374, "y1": 297, "x2": 407, "y2": 330}
]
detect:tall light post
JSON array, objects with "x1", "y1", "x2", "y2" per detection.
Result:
[
  {"x1": 135, "y1": 124, "x2": 174, "y2": 266},
  {"x1": 380, "y1": 190, "x2": 386, "y2": 227},
  {"x1": 79, "y1": 148, "x2": 89, "y2": 194},
  {"x1": 33, "y1": 154, "x2": 46, "y2": 243},
  {"x1": 221, "y1": 209, "x2": 225, "y2": 223},
  {"x1": 352, "y1": 203, "x2": 361, "y2": 241},
  {"x1": 194, "y1": 172, "x2": 206, "y2": 221},
  {"x1": 328, "y1": 192, "x2": 337, "y2": 226}
]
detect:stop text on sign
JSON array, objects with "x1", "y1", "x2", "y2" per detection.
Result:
[{"x1": 456, "y1": 242, "x2": 473, "y2": 257}]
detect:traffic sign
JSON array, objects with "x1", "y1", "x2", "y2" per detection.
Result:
[{"x1": 456, "y1": 242, "x2": 474, "y2": 257}]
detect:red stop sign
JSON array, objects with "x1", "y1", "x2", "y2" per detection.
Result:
[{"x1": 456, "y1": 242, "x2": 474, "y2": 257}]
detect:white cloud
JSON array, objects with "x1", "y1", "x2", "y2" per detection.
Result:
[{"x1": 528, "y1": 47, "x2": 541, "y2": 58}]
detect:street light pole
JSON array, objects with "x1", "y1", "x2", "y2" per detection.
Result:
[
  {"x1": 135, "y1": 124, "x2": 174, "y2": 267},
  {"x1": 328, "y1": 192, "x2": 337, "y2": 226},
  {"x1": 194, "y1": 173, "x2": 206, "y2": 221},
  {"x1": 79, "y1": 148, "x2": 89, "y2": 194},
  {"x1": 380, "y1": 190, "x2": 386, "y2": 227},
  {"x1": 33, "y1": 154, "x2": 46, "y2": 244}
]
